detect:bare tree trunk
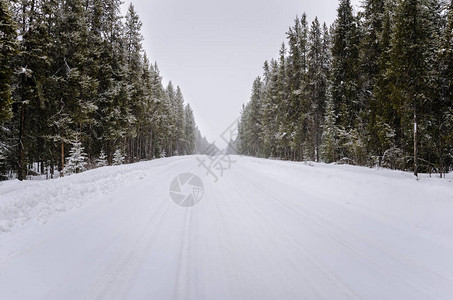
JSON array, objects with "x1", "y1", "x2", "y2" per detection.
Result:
[
  {"x1": 87, "y1": 124, "x2": 91, "y2": 164},
  {"x1": 150, "y1": 127, "x2": 153, "y2": 159},
  {"x1": 315, "y1": 113, "x2": 320, "y2": 163},
  {"x1": 130, "y1": 136, "x2": 134, "y2": 163},
  {"x1": 145, "y1": 136, "x2": 149, "y2": 160},
  {"x1": 61, "y1": 140, "x2": 65, "y2": 174},
  {"x1": 107, "y1": 140, "x2": 112, "y2": 165},
  {"x1": 18, "y1": 103, "x2": 26, "y2": 181},
  {"x1": 413, "y1": 101, "x2": 418, "y2": 178},
  {"x1": 124, "y1": 135, "x2": 127, "y2": 163}
]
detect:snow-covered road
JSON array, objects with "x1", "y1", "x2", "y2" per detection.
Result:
[{"x1": 1, "y1": 156, "x2": 453, "y2": 299}]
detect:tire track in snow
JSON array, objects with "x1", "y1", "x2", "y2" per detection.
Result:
[
  {"x1": 211, "y1": 178, "x2": 249, "y2": 299},
  {"x1": 208, "y1": 171, "x2": 328, "y2": 299},
  {"x1": 235, "y1": 165, "x2": 453, "y2": 299},
  {"x1": 230, "y1": 169, "x2": 358, "y2": 299},
  {"x1": 82, "y1": 198, "x2": 171, "y2": 300},
  {"x1": 83, "y1": 160, "x2": 200, "y2": 300},
  {"x1": 212, "y1": 174, "x2": 286, "y2": 299},
  {"x1": 175, "y1": 207, "x2": 193, "y2": 300}
]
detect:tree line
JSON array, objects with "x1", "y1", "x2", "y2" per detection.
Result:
[
  {"x1": 238, "y1": 0, "x2": 453, "y2": 177},
  {"x1": 0, "y1": 0, "x2": 208, "y2": 180}
]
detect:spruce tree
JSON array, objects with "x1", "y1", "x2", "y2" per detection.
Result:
[
  {"x1": 12, "y1": 0, "x2": 55, "y2": 180},
  {"x1": 286, "y1": 14, "x2": 309, "y2": 160},
  {"x1": 248, "y1": 77, "x2": 264, "y2": 156},
  {"x1": 184, "y1": 104, "x2": 196, "y2": 155},
  {"x1": 64, "y1": 136, "x2": 88, "y2": 175},
  {"x1": 276, "y1": 43, "x2": 291, "y2": 159},
  {"x1": 96, "y1": 150, "x2": 108, "y2": 167},
  {"x1": 112, "y1": 149, "x2": 125, "y2": 165},
  {"x1": 434, "y1": 0, "x2": 453, "y2": 176},
  {"x1": 308, "y1": 18, "x2": 331, "y2": 162},
  {"x1": 388, "y1": 0, "x2": 440, "y2": 176},
  {"x1": 174, "y1": 87, "x2": 185, "y2": 155},
  {"x1": 321, "y1": 99, "x2": 339, "y2": 163},
  {"x1": 124, "y1": 3, "x2": 143, "y2": 162},
  {"x1": 0, "y1": 0, "x2": 18, "y2": 123},
  {"x1": 90, "y1": 0, "x2": 128, "y2": 164},
  {"x1": 359, "y1": 0, "x2": 387, "y2": 164},
  {"x1": 261, "y1": 59, "x2": 280, "y2": 157},
  {"x1": 373, "y1": 0, "x2": 399, "y2": 166},
  {"x1": 331, "y1": 0, "x2": 361, "y2": 130}
]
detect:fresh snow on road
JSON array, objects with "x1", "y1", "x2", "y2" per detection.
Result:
[{"x1": 0, "y1": 155, "x2": 452, "y2": 299}]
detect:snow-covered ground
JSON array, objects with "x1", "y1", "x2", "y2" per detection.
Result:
[{"x1": 0, "y1": 155, "x2": 452, "y2": 299}]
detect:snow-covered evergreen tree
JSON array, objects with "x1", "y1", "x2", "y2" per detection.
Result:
[
  {"x1": 321, "y1": 99, "x2": 339, "y2": 163},
  {"x1": 112, "y1": 149, "x2": 125, "y2": 165},
  {"x1": 308, "y1": 18, "x2": 331, "y2": 162},
  {"x1": 64, "y1": 137, "x2": 88, "y2": 175},
  {"x1": 388, "y1": 0, "x2": 441, "y2": 175},
  {"x1": 184, "y1": 104, "x2": 196, "y2": 155},
  {"x1": 0, "y1": 0, "x2": 18, "y2": 123},
  {"x1": 331, "y1": 0, "x2": 361, "y2": 129},
  {"x1": 96, "y1": 150, "x2": 108, "y2": 167}
]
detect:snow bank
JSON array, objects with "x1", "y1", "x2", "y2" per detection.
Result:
[
  {"x1": 0, "y1": 157, "x2": 184, "y2": 233},
  {"x1": 241, "y1": 157, "x2": 453, "y2": 243}
]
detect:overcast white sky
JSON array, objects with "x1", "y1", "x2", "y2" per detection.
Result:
[{"x1": 121, "y1": 0, "x2": 361, "y2": 147}]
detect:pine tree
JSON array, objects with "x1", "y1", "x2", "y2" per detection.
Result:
[
  {"x1": 321, "y1": 98, "x2": 339, "y2": 163},
  {"x1": 165, "y1": 81, "x2": 177, "y2": 155},
  {"x1": 184, "y1": 104, "x2": 196, "y2": 155},
  {"x1": 308, "y1": 18, "x2": 331, "y2": 162},
  {"x1": 248, "y1": 77, "x2": 264, "y2": 156},
  {"x1": 124, "y1": 3, "x2": 143, "y2": 162},
  {"x1": 11, "y1": 0, "x2": 55, "y2": 180},
  {"x1": 64, "y1": 137, "x2": 88, "y2": 175},
  {"x1": 438, "y1": 0, "x2": 453, "y2": 176},
  {"x1": 331, "y1": 0, "x2": 361, "y2": 130},
  {"x1": 0, "y1": 0, "x2": 18, "y2": 123},
  {"x1": 174, "y1": 87, "x2": 185, "y2": 155},
  {"x1": 276, "y1": 42, "x2": 291, "y2": 159},
  {"x1": 388, "y1": 0, "x2": 440, "y2": 176},
  {"x1": 45, "y1": 0, "x2": 98, "y2": 172},
  {"x1": 112, "y1": 149, "x2": 125, "y2": 165},
  {"x1": 261, "y1": 59, "x2": 280, "y2": 157},
  {"x1": 359, "y1": 0, "x2": 387, "y2": 164},
  {"x1": 96, "y1": 150, "x2": 108, "y2": 167},
  {"x1": 148, "y1": 62, "x2": 166, "y2": 158},
  {"x1": 134, "y1": 52, "x2": 154, "y2": 160},
  {"x1": 93, "y1": 0, "x2": 127, "y2": 165},
  {"x1": 0, "y1": 0, "x2": 19, "y2": 179},
  {"x1": 373, "y1": 0, "x2": 399, "y2": 166},
  {"x1": 286, "y1": 14, "x2": 309, "y2": 160}
]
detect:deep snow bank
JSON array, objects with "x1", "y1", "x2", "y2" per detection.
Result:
[{"x1": 0, "y1": 157, "x2": 187, "y2": 233}]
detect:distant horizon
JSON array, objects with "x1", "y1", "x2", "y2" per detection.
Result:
[{"x1": 120, "y1": 0, "x2": 361, "y2": 147}]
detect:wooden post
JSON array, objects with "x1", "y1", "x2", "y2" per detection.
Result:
[{"x1": 61, "y1": 140, "x2": 65, "y2": 175}]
